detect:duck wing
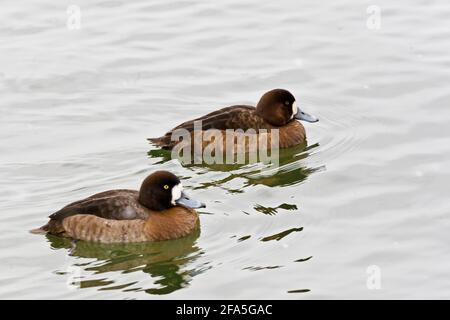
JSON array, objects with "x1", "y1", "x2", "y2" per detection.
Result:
[
  {"x1": 172, "y1": 105, "x2": 258, "y2": 131},
  {"x1": 48, "y1": 189, "x2": 146, "y2": 222},
  {"x1": 149, "y1": 105, "x2": 263, "y2": 148}
]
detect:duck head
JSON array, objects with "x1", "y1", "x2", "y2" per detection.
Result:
[
  {"x1": 138, "y1": 171, "x2": 205, "y2": 211},
  {"x1": 256, "y1": 89, "x2": 318, "y2": 126}
]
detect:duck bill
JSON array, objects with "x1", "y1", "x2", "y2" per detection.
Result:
[
  {"x1": 175, "y1": 191, "x2": 206, "y2": 209},
  {"x1": 294, "y1": 108, "x2": 319, "y2": 123}
]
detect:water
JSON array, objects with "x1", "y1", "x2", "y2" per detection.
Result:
[{"x1": 1, "y1": 0, "x2": 449, "y2": 299}]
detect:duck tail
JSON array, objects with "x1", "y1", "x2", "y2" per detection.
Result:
[
  {"x1": 30, "y1": 224, "x2": 49, "y2": 234},
  {"x1": 148, "y1": 134, "x2": 174, "y2": 149}
]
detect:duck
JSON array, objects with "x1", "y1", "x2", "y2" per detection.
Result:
[
  {"x1": 148, "y1": 89, "x2": 318, "y2": 151},
  {"x1": 31, "y1": 171, "x2": 205, "y2": 243}
]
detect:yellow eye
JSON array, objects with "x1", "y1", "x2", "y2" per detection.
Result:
[{"x1": 163, "y1": 185, "x2": 169, "y2": 190}]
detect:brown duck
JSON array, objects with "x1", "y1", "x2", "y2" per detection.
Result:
[
  {"x1": 31, "y1": 171, "x2": 205, "y2": 243},
  {"x1": 149, "y1": 89, "x2": 318, "y2": 151}
]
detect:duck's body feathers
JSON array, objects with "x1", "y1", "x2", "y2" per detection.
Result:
[{"x1": 59, "y1": 208, "x2": 198, "y2": 243}]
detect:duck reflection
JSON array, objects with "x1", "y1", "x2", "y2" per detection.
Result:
[
  {"x1": 148, "y1": 142, "x2": 324, "y2": 188},
  {"x1": 47, "y1": 229, "x2": 205, "y2": 295}
]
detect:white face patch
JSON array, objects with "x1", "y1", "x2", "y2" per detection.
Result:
[
  {"x1": 291, "y1": 101, "x2": 298, "y2": 119},
  {"x1": 171, "y1": 183, "x2": 183, "y2": 205}
]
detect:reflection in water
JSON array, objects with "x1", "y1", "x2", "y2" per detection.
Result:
[
  {"x1": 294, "y1": 256, "x2": 313, "y2": 263},
  {"x1": 243, "y1": 265, "x2": 283, "y2": 271},
  {"x1": 287, "y1": 289, "x2": 311, "y2": 294},
  {"x1": 148, "y1": 142, "x2": 324, "y2": 189},
  {"x1": 254, "y1": 203, "x2": 298, "y2": 215},
  {"x1": 260, "y1": 227, "x2": 303, "y2": 242},
  {"x1": 47, "y1": 229, "x2": 207, "y2": 295}
]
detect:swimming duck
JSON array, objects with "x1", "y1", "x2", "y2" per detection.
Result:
[
  {"x1": 31, "y1": 171, "x2": 205, "y2": 243},
  {"x1": 149, "y1": 89, "x2": 318, "y2": 150}
]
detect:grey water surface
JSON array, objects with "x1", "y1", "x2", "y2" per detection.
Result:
[{"x1": 0, "y1": 0, "x2": 449, "y2": 299}]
